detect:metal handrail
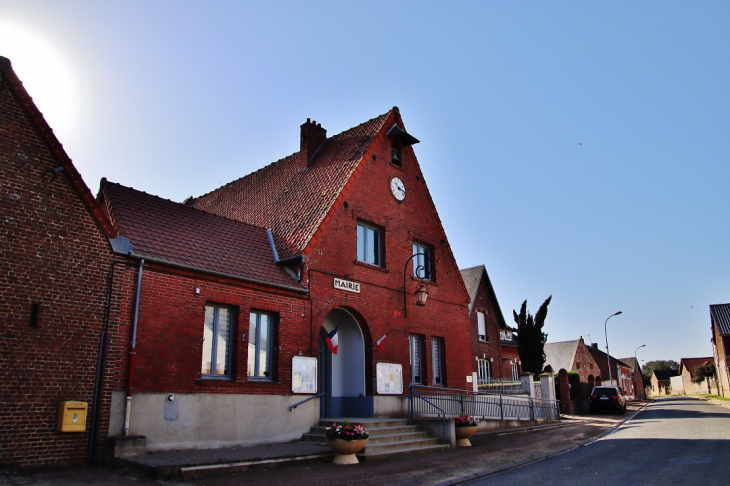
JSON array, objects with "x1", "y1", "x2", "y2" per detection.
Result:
[
  {"x1": 288, "y1": 392, "x2": 326, "y2": 411},
  {"x1": 408, "y1": 385, "x2": 447, "y2": 444}
]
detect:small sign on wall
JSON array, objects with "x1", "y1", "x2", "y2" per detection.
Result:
[
  {"x1": 334, "y1": 278, "x2": 360, "y2": 293},
  {"x1": 292, "y1": 356, "x2": 317, "y2": 394},
  {"x1": 376, "y1": 362, "x2": 403, "y2": 394}
]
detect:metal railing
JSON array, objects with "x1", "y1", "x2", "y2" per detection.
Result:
[
  {"x1": 408, "y1": 385, "x2": 560, "y2": 422},
  {"x1": 288, "y1": 392, "x2": 326, "y2": 412},
  {"x1": 476, "y1": 379, "x2": 526, "y2": 395},
  {"x1": 408, "y1": 385, "x2": 447, "y2": 443}
]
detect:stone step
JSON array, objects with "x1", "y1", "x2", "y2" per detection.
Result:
[
  {"x1": 301, "y1": 429, "x2": 430, "y2": 445},
  {"x1": 307, "y1": 424, "x2": 422, "y2": 438},
  {"x1": 179, "y1": 453, "x2": 333, "y2": 479},
  {"x1": 357, "y1": 442, "x2": 450, "y2": 461},
  {"x1": 362, "y1": 436, "x2": 443, "y2": 454},
  {"x1": 317, "y1": 418, "x2": 410, "y2": 429}
]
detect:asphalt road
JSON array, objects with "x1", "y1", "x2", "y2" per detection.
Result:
[{"x1": 467, "y1": 396, "x2": 730, "y2": 486}]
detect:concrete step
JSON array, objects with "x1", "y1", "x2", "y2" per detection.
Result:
[
  {"x1": 362, "y1": 436, "x2": 443, "y2": 454},
  {"x1": 179, "y1": 453, "x2": 333, "y2": 479},
  {"x1": 357, "y1": 442, "x2": 450, "y2": 461}
]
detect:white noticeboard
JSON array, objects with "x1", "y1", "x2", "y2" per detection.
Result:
[
  {"x1": 376, "y1": 362, "x2": 403, "y2": 395},
  {"x1": 292, "y1": 356, "x2": 317, "y2": 394}
]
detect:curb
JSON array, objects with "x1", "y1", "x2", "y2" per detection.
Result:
[{"x1": 435, "y1": 402, "x2": 652, "y2": 486}]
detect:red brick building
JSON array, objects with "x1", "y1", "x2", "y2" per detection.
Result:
[
  {"x1": 710, "y1": 304, "x2": 730, "y2": 397},
  {"x1": 586, "y1": 343, "x2": 632, "y2": 394},
  {"x1": 0, "y1": 57, "x2": 121, "y2": 466},
  {"x1": 543, "y1": 338, "x2": 601, "y2": 383},
  {"x1": 460, "y1": 265, "x2": 521, "y2": 385},
  {"x1": 101, "y1": 109, "x2": 474, "y2": 451}
]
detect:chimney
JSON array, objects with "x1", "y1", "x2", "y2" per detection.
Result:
[
  {"x1": 591, "y1": 343, "x2": 598, "y2": 350},
  {"x1": 300, "y1": 118, "x2": 327, "y2": 169}
]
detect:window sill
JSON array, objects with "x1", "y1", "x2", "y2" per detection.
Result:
[
  {"x1": 354, "y1": 260, "x2": 388, "y2": 273},
  {"x1": 478, "y1": 338, "x2": 488, "y2": 343},
  {"x1": 410, "y1": 275, "x2": 437, "y2": 286},
  {"x1": 247, "y1": 377, "x2": 275, "y2": 383}
]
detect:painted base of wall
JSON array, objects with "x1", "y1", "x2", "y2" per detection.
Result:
[{"x1": 109, "y1": 392, "x2": 321, "y2": 452}]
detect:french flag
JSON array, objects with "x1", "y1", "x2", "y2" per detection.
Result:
[{"x1": 326, "y1": 325, "x2": 340, "y2": 355}]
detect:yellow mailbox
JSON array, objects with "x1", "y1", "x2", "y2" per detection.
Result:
[{"x1": 58, "y1": 401, "x2": 88, "y2": 432}]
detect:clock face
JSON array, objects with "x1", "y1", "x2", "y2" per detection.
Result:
[{"x1": 390, "y1": 177, "x2": 406, "y2": 201}]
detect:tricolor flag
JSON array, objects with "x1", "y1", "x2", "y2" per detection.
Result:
[
  {"x1": 326, "y1": 324, "x2": 340, "y2": 355},
  {"x1": 376, "y1": 330, "x2": 392, "y2": 352}
]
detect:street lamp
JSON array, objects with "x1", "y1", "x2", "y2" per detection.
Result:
[
  {"x1": 634, "y1": 344, "x2": 646, "y2": 397},
  {"x1": 605, "y1": 311, "x2": 623, "y2": 386},
  {"x1": 403, "y1": 253, "x2": 432, "y2": 317}
]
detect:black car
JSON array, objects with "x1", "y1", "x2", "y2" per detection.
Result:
[{"x1": 589, "y1": 386, "x2": 627, "y2": 414}]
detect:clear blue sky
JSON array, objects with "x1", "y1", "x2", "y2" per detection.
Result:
[{"x1": 2, "y1": 1, "x2": 728, "y2": 365}]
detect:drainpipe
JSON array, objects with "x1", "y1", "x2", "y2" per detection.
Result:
[{"x1": 124, "y1": 259, "x2": 144, "y2": 436}]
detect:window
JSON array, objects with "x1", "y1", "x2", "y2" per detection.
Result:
[
  {"x1": 248, "y1": 310, "x2": 274, "y2": 380},
  {"x1": 202, "y1": 304, "x2": 233, "y2": 378},
  {"x1": 432, "y1": 337, "x2": 445, "y2": 386},
  {"x1": 477, "y1": 311, "x2": 487, "y2": 341},
  {"x1": 409, "y1": 334, "x2": 425, "y2": 385},
  {"x1": 501, "y1": 330, "x2": 512, "y2": 341},
  {"x1": 412, "y1": 242, "x2": 433, "y2": 281},
  {"x1": 477, "y1": 359, "x2": 491, "y2": 386},
  {"x1": 357, "y1": 222, "x2": 381, "y2": 266},
  {"x1": 512, "y1": 362, "x2": 519, "y2": 381}
]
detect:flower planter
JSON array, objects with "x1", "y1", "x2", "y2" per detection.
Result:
[
  {"x1": 455, "y1": 425, "x2": 478, "y2": 447},
  {"x1": 326, "y1": 438, "x2": 368, "y2": 465}
]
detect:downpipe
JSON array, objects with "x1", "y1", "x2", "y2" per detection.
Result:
[{"x1": 124, "y1": 259, "x2": 144, "y2": 436}]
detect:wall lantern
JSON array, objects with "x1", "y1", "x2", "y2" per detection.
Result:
[{"x1": 402, "y1": 252, "x2": 433, "y2": 317}]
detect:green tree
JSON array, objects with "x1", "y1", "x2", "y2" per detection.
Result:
[
  {"x1": 513, "y1": 296, "x2": 552, "y2": 376},
  {"x1": 641, "y1": 359, "x2": 679, "y2": 383}
]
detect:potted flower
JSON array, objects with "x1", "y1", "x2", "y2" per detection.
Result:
[
  {"x1": 325, "y1": 419, "x2": 370, "y2": 465},
  {"x1": 454, "y1": 414, "x2": 479, "y2": 447}
]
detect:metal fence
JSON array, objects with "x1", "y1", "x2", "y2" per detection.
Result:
[
  {"x1": 476, "y1": 379, "x2": 525, "y2": 395},
  {"x1": 408, "y1": 385, "x2": 560, "y2": 423}
]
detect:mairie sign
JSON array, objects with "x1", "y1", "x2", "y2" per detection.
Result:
[{"x1": 333, "y1": 278, "x2": 360, "y2": 293}]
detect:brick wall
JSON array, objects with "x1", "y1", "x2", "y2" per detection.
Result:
[
  {"x1": 0, "y1": 76, "x2": 118, "y2": 466},
  {"x1": 573, "y1": 341, "x2": 600, "y2": 382},
  {"x1": 302, "y1": 115, "x2": 472, "y2": 391},
  {"x1": 467, "y1": 274, "x2": 506, "y2": 379}
]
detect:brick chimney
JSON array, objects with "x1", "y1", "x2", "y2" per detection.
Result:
[{"x1": 300, "y1": 118, "x2": 327, "y2": 169}]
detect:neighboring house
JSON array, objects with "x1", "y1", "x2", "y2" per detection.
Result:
[
  {"x1": 460, "y1": 265, "x2": 517, "y2": 385},
  {"x1": 543, "y1": 338, "x2": 601, "y2": 383},
  {"x1": 585, "y1": 343, "x2": 633, "y2": 395},
  {"x1": 710, "y1": 304, "x2": 730, "y2": 398},
  {"x1": 677, "y1": 357, "x2": 715, "y2": 395},
  {"x1": 651, "y1": 369, "x2": 679, "y2": 396},
  {"x1": 619, "y1": 357, "x2": 647, "y2": 400},
  {"x1": 0, "y1": 57, "x2": 121, "y2": 467},
  {"x1": 101, "y1": 108, "x2": 475, "y2": 452},
  {"x1": 500, "y1": 325, "x2": 521, "y2": 381}
]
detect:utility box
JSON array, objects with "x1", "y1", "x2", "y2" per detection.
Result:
[{"x1": 58, "y1": 401, "x2": 88, "y2": 432}]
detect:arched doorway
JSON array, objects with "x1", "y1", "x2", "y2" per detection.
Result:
[{"x1": 318, "y1": 308, "x2": 372, "y2": 418}]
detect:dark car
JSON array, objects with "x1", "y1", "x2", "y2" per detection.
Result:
[{"x1": 589, "y1": 386, "x2": 626, "y2": 414}]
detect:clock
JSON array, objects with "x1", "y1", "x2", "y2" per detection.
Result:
[{"x1": 390, "y1": 177, "x2": 406, "y2": 201}]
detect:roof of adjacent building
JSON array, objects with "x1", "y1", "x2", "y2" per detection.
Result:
[
  {"x1": 710, "y1": 304, "x2": 730, "y2": 336},
  {"x1": 188, "y1": 110, "x2": 393, "y2": 260},
  {"x1": 679, "y1": 357, "x2": 714, "y2": 375},
  {"x1": 619, "y1": 357, "x2": 639, "y2": 372},
  {"x1": 459, "y1": 265, "x2": 510, "y2": 330},
  {"x1": 586, "y1": 343, "x2": 630, "y2": 368},
  {"x1": 101, "y1": 181, "x2": 305, "y2": 292},
  {"x1": 653, "y1": 369, "x2": 679, "y2": 381},
  {"x1": 543, "y1": 339, "x2": 580, "y2": 373},
  {"x1": 0, "y1": 56, "x2": 117, "y2": 238}
]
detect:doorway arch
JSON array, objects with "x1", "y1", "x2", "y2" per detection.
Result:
[{"x1": 319, "y1": 308, "x2": 373, "y2": 418}]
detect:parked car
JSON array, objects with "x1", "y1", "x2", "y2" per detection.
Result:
[{"x1": 589, "y1": 386, "x2": 626, "y2": 414}]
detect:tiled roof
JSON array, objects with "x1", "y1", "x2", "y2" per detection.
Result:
[
  {"x1": 619, "y1": 357, "x2": 639, "y2": 372},
  {"x1": 0, "y1": 56, "x2": 116, "y2": 237},
  {"x1": 710, "y1": 304, "x2": 730, "y2": 336},
  {"x1": 679, "y1": 357, "x2": 714, "y2": 375},
  {"x1": 189, "y1": 111, "x2": 393, "y2": 260},
  {"x1": 459, "y1": 265, "x2": 509, "y2": 330},
  {"x1": 543, "y1": 340, "x2": 579, "y2": 373},
  {"x1": 586, "y1": 344, "x2": 630, "y2": 368},
  {"x1": 101, "y1": 181, "x2": 304, "y2": 292}
]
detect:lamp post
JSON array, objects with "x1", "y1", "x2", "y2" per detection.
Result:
[
  {"x1": 634, "y1": 344, "x2": 645, "y2": 398},
  {"x1": 403, "y1": 253, "x2": 432, "y2": 317},
  {"x1": 605, "y1": 311, "x2": 623, "y2": 386}
]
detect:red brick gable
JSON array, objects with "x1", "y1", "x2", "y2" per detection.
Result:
[
  {"x1": 101, "y1": 181, "x2": 304, "y2": 292},
  {"x1": 0, "y1": 57, "x2": 116, "y2": 238},
  {"x1": 189, "y1": 111, "x2": 392, "y2": 259}
]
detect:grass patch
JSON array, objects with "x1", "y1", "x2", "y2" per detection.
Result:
[{"x1": 698, "y1": 394, "x2": 730, "y2": 401}]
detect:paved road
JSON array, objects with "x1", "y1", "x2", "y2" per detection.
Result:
[{"x1": 467, "y1": 397, "x2": 730, "y2": 486}]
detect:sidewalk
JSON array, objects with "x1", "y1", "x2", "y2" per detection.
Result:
[{"x1": 1, "y1": 403, "x2": 646, "y2": 486}]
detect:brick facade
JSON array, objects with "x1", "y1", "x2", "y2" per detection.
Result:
[{"x1": 0, "y1": 58, "x2": 119, "y2": 467}]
